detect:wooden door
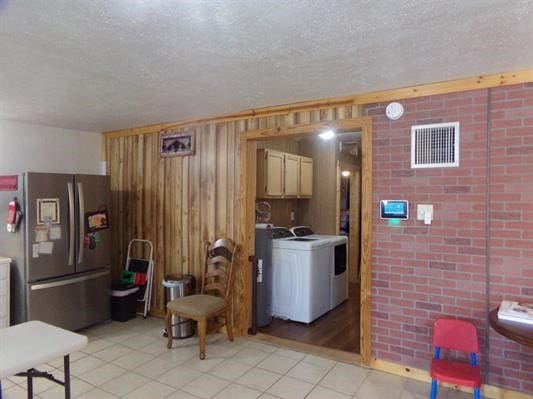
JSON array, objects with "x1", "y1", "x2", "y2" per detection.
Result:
[
  {"x1": 299, "y1": 156, "x2": 313, "y2": 197},
  {"x1": 283, "y1": 153, "x2": 300, "y2": 196}
]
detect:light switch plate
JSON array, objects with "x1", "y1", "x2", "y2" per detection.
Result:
[{"x1": 417, "y1": 204, "x2": 433, "y2": 221}]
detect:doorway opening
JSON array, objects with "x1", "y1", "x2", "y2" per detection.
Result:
[
  {"x1": 257, "y1": 131, "x2": 362, "y2": 354},
  {"x1": 238, "y1": 117, "x2": 373, "y2": 364}
]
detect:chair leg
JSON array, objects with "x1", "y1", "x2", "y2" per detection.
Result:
[
  {"x1": 225, "y1": 307, "x2": 234, "y2": 342},
  {"x1": 429, "y1": 379, "x2": 438, "y2": 399},
  {"x1": 198, "y1": 318, "x2": 207, "y2": 360},
  {"x1": 474, "y1": 387, "x2": 480, "y2": 399},
  {"x1": 165, "y1": 310, "x2": 173, "y2": 349}
]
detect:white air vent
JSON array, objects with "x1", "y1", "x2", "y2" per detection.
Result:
[{"x1": 411, "y1": 122, "x2": 459, "y2": 168}]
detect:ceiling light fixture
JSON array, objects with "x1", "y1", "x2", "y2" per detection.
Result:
[
  {"x1": 341, "y1": 170, "x2": 350, "y2": 177},
  {"x1": 318, "y1": 129, "x2": 335, "y2": 140}
]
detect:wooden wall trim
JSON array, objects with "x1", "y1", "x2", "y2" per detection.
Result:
[
  {"x1": 371, "y1": 359, "x2": 533, "y2": 399},
  {"x1": 352, "y1": 70, "x2": 533, "y2": 105},
  {"x1": 236, "y1": 139, "x2": 257, "y2": 335},
  {"x1": 102, "y1": 69, "x2": 533, "y2": 139},
  {"x1": 359, "y1": 121, "x2": 372, "y2": 365}
]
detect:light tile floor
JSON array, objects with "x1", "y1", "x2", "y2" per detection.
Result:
[{"x1": 1, "y1": 317, "x2": 474, "y2": 399}]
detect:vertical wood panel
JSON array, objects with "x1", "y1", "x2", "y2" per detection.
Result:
[
  {"x1": 297, "y1": 111, "x2": 311, "y2": 125},
  {"x1": 201, "y1": 125, "x2": 216, "y2": 243},
  {"x1": 104, "y1": 106, "x2": 365, "y2": 330},
  {"x1": 226, "y1": 122, "x2": 235, "y2": 242},
  {"x1": 216, "y1": 124, "x2": 228, "y2": 238},
  {"x1": 117, "y1": 137, "x2": 125, "y2": 269},
  {"x1": 349, "y1": 168, "x2": 361, "y2": 283},
  {"x1": 150, "y1": 135, "x2": 159, "y2": 266},
  {"x1": 181, "y1": 155, "x2": 189, "y2": 275},
  {"x1": 163, "y1": 157, "x2": 171, "y2": 277},
  {"x1": 135, "y1": 135, "x2": 144, "y2": 240},
  {"x1": 155, "y1": 140, "x2": 166, "y2": 310},
  {"x1": 125, "y1": 137, "x2": 134, "y2": 240},
  {"x1": 189, "y1": 127, "x2": 202, "y2": 291},
  {"x1": 143, "y1": 135, "x2": 153, "y2": 259}
]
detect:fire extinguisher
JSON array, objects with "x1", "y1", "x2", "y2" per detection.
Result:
[{"x1": 6, "y1": 197, "x2": 22, "y2": 233}]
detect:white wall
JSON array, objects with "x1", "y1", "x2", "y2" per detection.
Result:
[{"x1": 0, "y1": 120, "x2": 103, "y2": 175}]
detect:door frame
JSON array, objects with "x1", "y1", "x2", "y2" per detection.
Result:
[{"x1": 237, "y1": 116, "x2": 373, "y2": 365}]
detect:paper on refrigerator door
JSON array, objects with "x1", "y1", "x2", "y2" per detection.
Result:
[
  {"x1": 49, "y1": 226, "x2": 62, "y2": 240},
  {"x1": 32, "y1": 244, "x2": 40, "y2": 258},
  {"x1": 34, "y1": 226, "x2": 48, "y2": 242},
  {"x1": 38, "y1": 242, "x2": 54, "y2": 255}
]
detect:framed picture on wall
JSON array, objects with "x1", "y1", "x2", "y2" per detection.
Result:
[{"x1": 160, "y1": 130, "x2": 195, "y2": 157}]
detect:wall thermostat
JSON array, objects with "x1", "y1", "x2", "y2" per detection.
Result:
[
  {"x1": 380, "y1": 200, "x2": 409, "y2": 219},
  {"x1": 385, "y1": 102, "x2": 404, "y2": 120}
]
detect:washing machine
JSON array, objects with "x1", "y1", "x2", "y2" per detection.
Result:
[
  {"x1": 290, "y1": 226, "x2": 349, "y2": 310},
  {"x1": 271, "y1": 227, "x2": 332, "y2": 323}
]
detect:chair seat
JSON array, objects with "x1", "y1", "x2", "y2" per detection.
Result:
[
  {"x1": 167, "y1": 294, "x2": 225, "y2": 318},
  {"x1": 430, "y1": 358, "x2": 481, "y2": 388}
]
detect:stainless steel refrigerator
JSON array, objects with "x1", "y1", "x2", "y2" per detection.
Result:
[{"x1": 0, "y1": 172, "x2": 111, "y2": 330}]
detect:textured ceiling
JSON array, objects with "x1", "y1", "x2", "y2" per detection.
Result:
[{"x1": 0, "y1": 0, "x2": 532, "y2": 132}]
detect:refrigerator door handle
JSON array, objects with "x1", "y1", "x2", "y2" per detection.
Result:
[
  {"x1": 77, "y1": 182, "x2": 85, "y2": 264},
  {"x1": 67, "y1": 182, "x2": 75, "y2": 266},
  {"x1": 30, "y1": 270, "x2": 110, "y2": 290}
]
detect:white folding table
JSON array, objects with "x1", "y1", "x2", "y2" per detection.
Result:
[{"x1": 0, "y1": 321, "x2": 88, "y2": 399}]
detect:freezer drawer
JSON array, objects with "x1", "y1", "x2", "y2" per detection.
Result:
[{"x1": 28, "y1": 270, "x2": 110, "y2": 331}]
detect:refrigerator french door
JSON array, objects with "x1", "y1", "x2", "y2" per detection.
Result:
[
  {"x1": 25, "y1": 173, "x2": 73, "y2": 281},
  {"x1": 74, "y1": 174, "x2": 112, "y2": 273},
  {"x1": 0, "y1": 172, "x2": 111, "y2": 330}
]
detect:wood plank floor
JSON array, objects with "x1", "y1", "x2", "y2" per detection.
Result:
[{"x1": 259, "y1": 283, "x2": 360, "y2": 353}]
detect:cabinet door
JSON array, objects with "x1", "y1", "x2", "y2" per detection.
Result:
[
  {"x1": 265, "y1": 150, "x2": 284, "y2": 196},
  {"x1": 283, "y1": 153, "x2": 300, "y2": 196},
  {"x1": 299, "y1": 156, "x2": 313, "y2": 197}
]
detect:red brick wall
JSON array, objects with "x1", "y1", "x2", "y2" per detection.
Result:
[
  {"x1": 365, "y1": 84, "x2": 533, "y2": 394},
  {"x1": 488, "y1": 83, "x2": 533, "y2": 393}
]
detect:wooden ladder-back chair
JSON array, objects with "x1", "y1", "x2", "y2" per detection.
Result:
[{"x1": 165, "y1": 238, "x2": 240, "y2": 359}]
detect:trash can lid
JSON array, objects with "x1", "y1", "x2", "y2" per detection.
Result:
[
  {"x1": 110, "y1": 286, "x2": 139, "y2": 297},
  {"x1": 162, "y1": 274, "x2": 193, "y2": 287}
]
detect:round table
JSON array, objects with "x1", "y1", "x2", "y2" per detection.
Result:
[{"x1": 489, "y1": 308, "x2": 533, "y2": 348}]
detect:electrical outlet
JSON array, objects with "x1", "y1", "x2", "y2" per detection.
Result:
[{"x1": 290, "y1": 211, "x2": 295, "y2": 221}]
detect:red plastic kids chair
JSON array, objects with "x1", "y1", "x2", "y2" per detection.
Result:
[{"x1": 429, "y1": 319, "x2": 481, "y2": 399}]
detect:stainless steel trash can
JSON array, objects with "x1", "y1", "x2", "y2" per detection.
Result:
[{"x1": 162, "y1": 274, "x2": 195, "y2": 338}]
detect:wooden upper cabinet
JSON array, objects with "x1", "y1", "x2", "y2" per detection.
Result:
[
  {"x1": 283, "y1": 153, "x2": 300, "y2": 197},
  {"x1": 257, "y1": 149, "x2": 313, "y2": 199},
  {"x1": 257, "y1": 149, "x2": 284, "y2": 198},
  {"x1": 299, "y1": 156, "x2": 313, "y2": 197}
]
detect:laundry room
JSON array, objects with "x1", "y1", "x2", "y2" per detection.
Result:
[{"x1": 251, "y1": 127, "x2": 363, "y2": 356}]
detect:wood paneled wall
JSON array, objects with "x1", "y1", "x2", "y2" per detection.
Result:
[
  {"x1": 264, "y1": 199, "x2": 299, "y2": 228},
  {"x1": 104, "y1": 104, "x2": 359, "y2": 327},
  {"x1": 298, "y1": 136, "x2": 339, "y2": 235}
]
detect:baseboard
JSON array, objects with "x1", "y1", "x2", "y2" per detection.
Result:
[
  {"x1": 150, "y1": 308, "x2": 165, "y2": 318},
  {"x1": 371, "y1": 359, "x2": 533, "y2": 399}
]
